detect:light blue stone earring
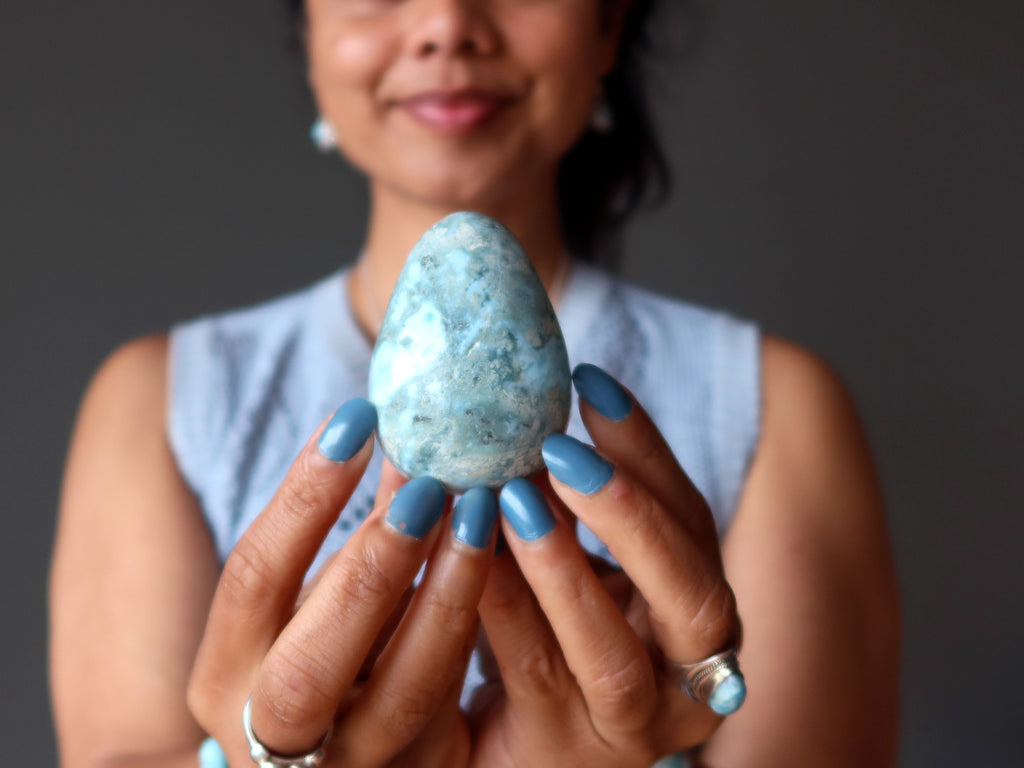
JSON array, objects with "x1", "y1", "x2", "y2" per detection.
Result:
[
  {"x1": 589, "y1": 83, "x2": 614, "y2": 134},
  {"x1": 310, "y1": 116, "x2": 337, "y2": 152}
]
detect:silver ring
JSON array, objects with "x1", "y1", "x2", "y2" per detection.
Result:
[
  {"x1": 670, "y1": 648, "x2": 747, "y2": 716},
  {"x1": 242, "y1": 695, "x2": 333, "y2": 767}
]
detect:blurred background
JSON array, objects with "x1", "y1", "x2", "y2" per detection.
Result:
[{"x1": 2, "y1": 1, "x2": 1021, "y2": 765}]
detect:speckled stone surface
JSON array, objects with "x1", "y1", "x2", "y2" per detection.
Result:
[{"x1": 369, "y1": 212, "x2": 571, "y2": 491}]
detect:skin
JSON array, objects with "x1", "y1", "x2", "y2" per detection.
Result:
[{"x1": 50, "y1": 1, "x2": 901, "y2": 766}]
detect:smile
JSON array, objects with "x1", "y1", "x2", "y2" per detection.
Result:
[{"x1": 398, "y1": 90, "x2": 513, "y2": 135}]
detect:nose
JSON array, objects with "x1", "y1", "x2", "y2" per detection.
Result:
[{"x1": 407, "y1": 0, "x2": 499, "y2": 58}]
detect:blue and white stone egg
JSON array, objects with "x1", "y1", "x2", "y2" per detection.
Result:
[{"x1": 369, "y1": 212, "x2": 571, "y2": 492}]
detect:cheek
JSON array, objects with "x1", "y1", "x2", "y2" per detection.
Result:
[
  {"x1": 328, "y1": 27, "x2": 390, "y2": 77},
  {"x1": 307, "y1": 27, "x2": 380, "y2": 96},
  {"x1": 521, "y1": 28, "x2": 604, "y2": 149},
  {"x1": 307, "y1": 23, "x2": 402, "y2": 177},
  {"x1": 307, "y1": 22, "x2": 394, "y2": 120}
]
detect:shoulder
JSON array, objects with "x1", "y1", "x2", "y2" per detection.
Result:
[
  {"x1": 76, "y1": 334, "x2": 170, "y2": 440},
  {"x1": 59, "y1": 333, "x2": 189, "y2": 561},
  {"x1": 761, "y1": 334, "x2": 852, "y2": 424},
  {"x1": 63, "y1": 334, "x2": 177, "y2": 513},
  {"x1": 756, "y1": 335, "x2": 882, "y2": 522}
]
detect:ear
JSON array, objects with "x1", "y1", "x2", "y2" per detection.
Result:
[{"x1": 597, "y1": 0, "x2": 636, "y2": 76}]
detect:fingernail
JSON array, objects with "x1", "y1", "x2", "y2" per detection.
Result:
[
  {"x1": 542, "y1": 433, "x2": 614, "y2": 495},
  {"x1": 386, "y1": 476, "x2": 446, "y2": 539},
  {"x1": 318, "y1": 398, "x2": 378, "y2": 462},
  {"x1": 452, "y1": 487, "x2": 499, "y2": 549},
  {"x1": 499, "y1": 478, "x2": 556, "y2": 541},
  {"x1": 572, "y1": 364, "x2": 632, "y2": 421}
]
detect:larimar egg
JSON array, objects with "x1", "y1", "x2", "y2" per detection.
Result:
[{"x1": 369, "y1": 212, "x2": 571, "y2": 491}]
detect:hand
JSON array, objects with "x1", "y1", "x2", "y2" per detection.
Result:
[
  {"x1": 471, "y1": 364, "x2": 743, "y2": 767},
  {"x1": 187, "y1": 398, "x2": 498, "y2": 768}
]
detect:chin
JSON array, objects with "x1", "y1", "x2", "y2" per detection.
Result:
[{"x1": 393, "y1": 158, "x2": 526, "y2": 210}]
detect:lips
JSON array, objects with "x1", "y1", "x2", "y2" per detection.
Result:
[{"x1": 399, "y1": 90, "x2": 513, "y2": 134}]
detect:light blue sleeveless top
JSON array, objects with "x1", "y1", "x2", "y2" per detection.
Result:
[{"x1": 168, "y1": 262, "x2": 760, "y2": 706}]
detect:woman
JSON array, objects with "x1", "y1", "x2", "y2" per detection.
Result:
[{"x1": 50, "y1": 1, "x2": 900, "y2": 766}]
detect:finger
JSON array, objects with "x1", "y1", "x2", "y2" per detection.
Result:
[
  {"x1": 571, "y1": 364, "x2": 717, "y2": 546},
  {"x1": 292, "y1": 459, "x2": 414, "y2": 686},
  {"x1": 335, "y1": 487, "x2": 497, "y2": 763},
  {"x1": 541, "y1": 434, "x2": 740, "y2": 666},
  {"x1": 295, "y1": 457, "x2": 410, "y2": 608},
  {"x1": 475, "y1": 518, "x2": 575, "y2": 719},
  {"x1": 250, "y1": 476, "x2": 448, "y2": 755},
  {"x1": 199, "y1": 398, "x2": 377, "y2": 665},
  {"x1": 376, "y1": 456, "x2": 410, "y2": 508},
  {"x1": 391, "y1": 672, "x2": 470, "y2": 768},
  {"x1": 497, "y1": 478, "x2": 659, "y2": 735}
]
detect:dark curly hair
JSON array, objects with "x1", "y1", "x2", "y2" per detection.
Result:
[{"x1": 280, "y1": 0, "x2": 690, "y2": 266}]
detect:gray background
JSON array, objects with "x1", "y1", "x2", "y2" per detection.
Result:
[{"x1": 3, "y1": 1, "x2": 1022, "y2": 765}]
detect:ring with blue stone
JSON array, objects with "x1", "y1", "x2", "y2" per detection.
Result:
[{"x1": 671, "y1": 648, "x2": 747, "y2": 716}]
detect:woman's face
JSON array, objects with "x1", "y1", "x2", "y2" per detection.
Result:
[{"x1": 305, "y1": 0, "x2": 625, "y2": 208}]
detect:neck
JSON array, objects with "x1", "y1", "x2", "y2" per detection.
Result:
[{"x1": 349, "y1": 178, "x2": 571, "y2": 340}]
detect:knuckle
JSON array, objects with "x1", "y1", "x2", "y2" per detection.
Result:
[
  {"x1": 685, "y1": 581, "x2": 739, "y2": 652},
  {"x1": 258, "y1": 651, "x2": 334, "y2": 727},
  {"x1": 219, "y1": 538, "x2": 277, "y2": 610},
  {"x1": 683, "y1": 493, "x2": 718, "y2": 545},
  {"x1": 589, "y1": 655, "x2": 656, "y2": 723},
  {"x1": 280, "y1": 452, "x2": 337, "y2": 519},
  {"x1": 481, "y1": 573, "x2": 529, "y2": 615},
  {"x1": 421, "y1": 588, "x2": 477, "y2": 637},
  {"x1": 619, "y1": 486, "x2": 668, "y2": 551},
  {"x1": 373, "y1": 683, "x2": 438, "y2": 742},
  {"x1": 333, "y1": 545, "x2": 399, "y2": 608},
  {"x1": 633, "y1": 430, "x2": 666, "y2": 472},
  {"x1": 623, "y1": 435, "x2": 714, "y2": 543},
  {"x1": 508, "y1": 641, "x2": 567, "y2": 696}
]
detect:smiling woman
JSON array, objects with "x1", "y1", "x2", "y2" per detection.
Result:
[
  {"x1": 291, "y1": 0, "x2": 669, "y2": 265},
  {"x1": 49, "y1": 1, "x2": 900, "y2": 767}
]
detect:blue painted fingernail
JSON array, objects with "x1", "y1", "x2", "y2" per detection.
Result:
[
  {"x1": 709, "y1": 672, "x2": 747, "y2": 715},
  {"x1": 542, "y1": 433, "x2": 614, "y2": 495},
  {"x1": 318, "y1": 398, "x2": 377, "y2": 462},
  {"x1": 499, "y1": 478, "x2": 556, "y2": 541},
  {"x1": 386, "y1": 476, "x2": 446, "y2": 539},
  {"x1": 198, "y1": 737, "x2": 228, "y2": 768},
  {"x1": 452, "y1": 487, "x2": 498, "y2": 549},
  {"x1": 572, "y1": 364, "x2": 632, "y2": 421}
]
